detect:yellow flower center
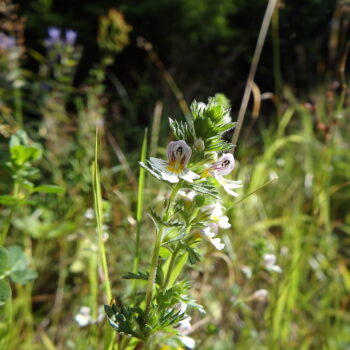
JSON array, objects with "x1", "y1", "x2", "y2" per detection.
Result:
[{"x1": 166, "y1": 161, "x2": 184, "y2": 174}]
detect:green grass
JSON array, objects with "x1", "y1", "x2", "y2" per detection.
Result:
[{"x1": 1, "y1": 3, "x2": 350, "y2": 349}]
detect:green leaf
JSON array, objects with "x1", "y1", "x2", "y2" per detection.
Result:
[
  {"x1": 167, "y1": 252, "x2": 188, "y2": 289},
  {"x1": 104, "y1": 303, "x2": 145, "y2": 340},
  {"x1": 159, "y1": 246, "x2": 171, "y2": 258},
  {"x1": 8, "y1": 245, "x2": 27, "y2": 271},
  {"x1": 139, "y1": 160, "x2": 162, "y2": 181},
  {"x1": 169, "y1": 118, "x2": 194, "y2": 143},
  {"x1": 149, "y1": 210, "x2": 184, "y2": 228},
  {"x1": 0, "y1": 195, "x2": 20, "y2": 206},
  {"x1": 10, "y1": 145, "x2": 42, "y2": 166},
  {"x1": 0, "y1": 195, "x2": 33, "y2": 206},
  {"x1": 122, "y1": 271, "x2": 149, "y2": 281},
  {"x1": 0, "y1": 248, "x2": 10, "y2": 276},
  {"x1": 32, "y1": 185, "x2": 65, "y2": 194},
  {"x1": 0, "y1": 280, "x2": 12, "y2": 305},
  {"x1": 186, "y1": 247, "x2": 201, "y2": 265},
  {"x1": 9, "y1": 130, "x2": 29, "y2": 148},
  {"x1": 186, "y1": 181, "x2": 219, "y2": 199},
  {"x1": 10, "y1": 269, "x2": 38, "y2": 284}
]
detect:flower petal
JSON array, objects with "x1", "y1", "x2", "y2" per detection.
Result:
[
  {"x1": 218, "y1": 216, "x2": 231, "y2": 229},
  {"x1": 209, "y1": 153, "x2": 235, "y2": 176},
  {"x1": 211, "y1": 237, "x2": 225, "y2": 250},
  {"x1": 180, "y1": 168, "x2": 200, "y2": 182},
  {"x1": 202, "y1": 226, "x2": 216, "y2": 238},
  {"x1": 179, "y1": 335, "x2": 196, "y2": 349},
  {"x1": 215, "y1": 174, "x2": 242, "y2": 197},
  {"x1": 161, "y1": 171, "x2": 179, "y2": 183},
  {"x1": 167, "y1": 140, "x2": 192, "y2": 167},
  {"x1": 149, "y1": 157, "x2": 168, "y2": 171}
]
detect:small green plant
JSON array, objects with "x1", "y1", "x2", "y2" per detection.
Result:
[
  {"x1": 0, "y1": 245, "x2": 37, "y2": 305},
  {"x1": 102, "y1": 95, "x2": 242, "y2": 349},
  {"x1": 0, "y1": 130, "x2": 64, "y2": 245}
]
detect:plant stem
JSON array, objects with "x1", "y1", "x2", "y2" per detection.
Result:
[
  {"x1": 92, "y1": 130, "x2": 115, "y2": 350},
  {"x1": 231, "y1": 0, "x2": 278, "y2": 147},
  {"x1": 144, "y1": 183, "x2": 181, "y2": 324},
  {"x1": 0, "y1": 182, "x2": 20, "y2": 246},
  {"x1": 14, "y1": 87, "x2": 23, "y2": 129},
  {"x1": 272, "y1": 6, "x2": 282, "y2": 112},
  {"x1": 144, "y1": 224, "x2": 163, "y2": 322},
  {"x1": 143, "y1": 338, "x2": 151, "y2": 350},
  {"x1": 163, "y1": 243, "x2": 180, "y2": 290},
  {"x1": 133, "y1": 129, "x2": 148, "y2": 294}
]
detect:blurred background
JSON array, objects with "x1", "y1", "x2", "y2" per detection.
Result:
[{"x1": 0, "y1": 0, "x2": 350, "y2": 349}]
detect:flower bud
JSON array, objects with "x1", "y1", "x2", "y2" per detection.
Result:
[{"x1": 194, "y1": 138, "x2": 205, "y2": 151}]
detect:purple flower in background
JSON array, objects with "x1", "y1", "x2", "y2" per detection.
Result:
[
  {"x1": 65, "y1": 30, "x2": 77, "y2": 46},
  {"x1": 45, "y1": 27, "x2": 77, "y2": 47},
  {"x1": 0, "y1": 32, "x2": 16, "y2": 51},
  {"x1": 48, "y1": 27, "x2": 61, "y2": 41},
  {"x1": 45, "y1": 27, "x2": 62, "y2": 47}
]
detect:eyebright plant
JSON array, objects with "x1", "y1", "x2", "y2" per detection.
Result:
[{"x1": 105, "y1": 96, "x2": 242, "y2": 349}]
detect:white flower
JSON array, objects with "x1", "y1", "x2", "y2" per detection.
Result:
[
  {"x1": 202, "y1": 202, "x2": 231, "y2": 229},
  {"x1": 266, "y1": 264, "x2": 283, "y2": 273},
  {"x1": 74, "y1": 306, "x2": 92, "y2": 327},
  {"x1": 102, "y1": 232, "x2": 109, "y2": 242},
  {"x1": 178, "y1": 189, "x2": 197, "y2": 202},
  {"x1": 208, "y1": 153, "x2": 235, "y2": 176},
  {"x1": 216, "y1": 176, "x2": 242, "y2": 197},
  {"x1": 149, "y1": 140, "x2": 200, "y2": 183},
  {"x1": 176, "y1": 303, "x2": 196, "y2": 349},
  {"x1": 263, "y1": 253, "x2": 282, "y2": 273},
  {"x1": 241, "y1": 265, "x2": 252, "y2": 279},
  {"x1": 210, "y1": 237, "x2": 225, "y2": 250},
  {"x1": 84, "y1": 208, "x2": 94, "y2": 220},
  {"x1": 179, "y1": 335, "x2": 196, "y2": 349},
  {"x1": 202, "y1": 225, "x2": 217, "y2": 238},
  {"x1": 201, "y1": 224, "x2": 225, "y2": 250},
  {"x1": 207, "y1": 153, "x2": 242, "y2": 197},
  {"x1": 251, "y1": 289, "x2": 269, "y2": 302},
  {"x1": 74, "y1": 305, "x2": 105, "y2": 327},
  {"x1": 218, "y1": 215, "x2": 231, "y2": 229},
  {"x1": 199, "y1": 202, "x2": 229, "y2": 250},
  {"x1": 177, "y1": 316, "x2": 192, "y2": 335},
  {"x1": 263, "y1": 253, "x2": 276, "y2": 265}
]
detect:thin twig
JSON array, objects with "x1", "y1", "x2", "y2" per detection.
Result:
[
  {"x1": 231, "y1": 0, "x2": 278, "y2": 149},
  {"x1": 106, "y1": 129, "x2": 137, "y2": 186}
]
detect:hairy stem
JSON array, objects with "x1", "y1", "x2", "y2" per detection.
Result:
[{"x1": 144, "y1": 183, "x2": 181, "y2": 324}]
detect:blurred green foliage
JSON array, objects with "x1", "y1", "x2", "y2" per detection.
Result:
[{"x1": 1, "y1": 0, "x2": 350, "y2": 349}]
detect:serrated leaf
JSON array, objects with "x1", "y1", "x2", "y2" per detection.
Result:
[
  {"x1": 186, "y1": 182, "x2": 219, "y2": 199},
  {"x1": 0, "y1": 279, "x2": 12, "y2": 305},
  {"x1": 122, "y1": 271, "x2": 149, "y2": 281},
  {"x1": 186, "y1": 247, "x2": 201, "y2": 265},
  {"x1": 139, "y1": 161, "x2": 162, "y2": 181},
  {"x1": 169, "y1": 118, "x2": 194, "y2": 143},
  {"x1": 149, "y1": 209, "x2": 184, "y2": 228}
]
